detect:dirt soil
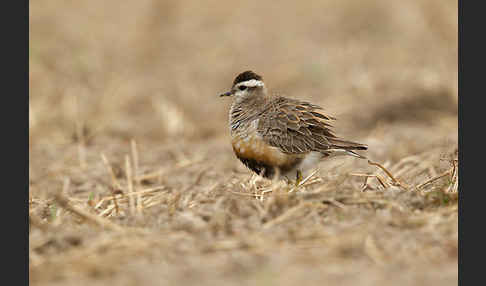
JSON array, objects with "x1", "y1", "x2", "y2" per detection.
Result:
[{"x1": 29, "y1": 1, "x2": 458, "y2": 285}]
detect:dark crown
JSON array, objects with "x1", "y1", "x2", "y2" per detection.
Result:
[{"x1": 233, "y1": 71, "x2": 263, "y2": 86}]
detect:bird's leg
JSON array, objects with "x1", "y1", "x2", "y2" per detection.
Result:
[
  {"x1": 272, "y1": 167, "x2": 281, "y2": 183},
  {"x1": 295, "y1": 170, "x2": 303, "y2": 186}
]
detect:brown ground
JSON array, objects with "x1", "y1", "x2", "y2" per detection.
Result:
[{"x1": 29, "y1": 1, "x2": 458, "y2": 285}]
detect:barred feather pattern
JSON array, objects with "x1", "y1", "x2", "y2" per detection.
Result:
[
  {"x1": 224, "y1": 70, "x2": 367, "y2": 179},
  {"x1": 257, "y1": 96, "x2": 367, "y2": 155}
]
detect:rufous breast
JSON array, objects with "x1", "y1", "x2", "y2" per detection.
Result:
[{"x1": 231, "y1": 129, "x2": 300, "y2": 168}]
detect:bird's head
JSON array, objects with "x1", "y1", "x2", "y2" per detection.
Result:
[{"x1": 219, "y1": 71, "x2": 266, "y2": 103}]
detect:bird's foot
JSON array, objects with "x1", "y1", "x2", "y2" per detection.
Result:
[{"x1": 295, "y1": 170, "x2": 303, "y2": 187}]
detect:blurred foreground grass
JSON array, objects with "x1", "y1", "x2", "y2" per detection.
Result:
[{"x1": 29, "y1": 1, "x2": 457, "y2": 285}]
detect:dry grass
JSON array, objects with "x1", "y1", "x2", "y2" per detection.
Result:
[{"x1": 29, "y1": 0, "x2": 458, "y2": 285}]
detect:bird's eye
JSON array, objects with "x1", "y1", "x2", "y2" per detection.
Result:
[{"x1": 238, "y1": 85, "x2": 247, "y2": 91}]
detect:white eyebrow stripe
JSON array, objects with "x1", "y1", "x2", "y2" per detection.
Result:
[{"x1": 236, "y1": 79, "x2": 265, "y2": 88}]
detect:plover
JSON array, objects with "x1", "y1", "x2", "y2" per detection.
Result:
[{"x1": 220, "y1": 70, "x2": 367, "y2": 183}]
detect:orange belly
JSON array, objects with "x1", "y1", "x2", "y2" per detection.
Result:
[{"x1": 231, "y1": 134, "x2": 301, "y2": 169}]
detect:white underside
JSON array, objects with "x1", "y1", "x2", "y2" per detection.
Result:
[
  {"x1": 280, "y1": 151, "x2": 319, "y2": 179},
  {"x1": 281, "y1": 149, "x2": 361, "y2": 180}
]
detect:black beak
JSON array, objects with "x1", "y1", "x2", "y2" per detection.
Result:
[{"x1": 219, "y1": 91, "x2": 233, "y2": 97}]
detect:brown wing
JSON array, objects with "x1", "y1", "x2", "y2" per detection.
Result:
[{"x1": 257, "y1": 97, "x2": 338, "y2": 154}]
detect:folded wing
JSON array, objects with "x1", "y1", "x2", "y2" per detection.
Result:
[{"x1": 257, "y1": 97, "x2": 367, "y2": 156}]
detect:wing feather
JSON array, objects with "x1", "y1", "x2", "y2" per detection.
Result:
[{"x1": 257, "y1": 97, "x2": 338, "y2": 154}]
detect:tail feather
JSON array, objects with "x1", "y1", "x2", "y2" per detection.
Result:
[
  {"x1": 344, "y1": 150, "x2": 367, "y2": 159},
  {"x1": 328, "y1": 138, "x2": 368, "y2": 151},
  {"x1": 327, "y1": 138, "x2": 368, "y2": 159}
]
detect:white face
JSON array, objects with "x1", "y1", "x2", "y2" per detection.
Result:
[{"x1": 232, "y1": 79, "x2": 265, "y2": 102}]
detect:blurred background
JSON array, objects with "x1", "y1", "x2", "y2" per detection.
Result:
[
  {"x1": 29, "y1": 0, "x2": 457, "y2": 151},
  {"x1": 29, "y1": 1, "x2": 458, "y2": 285}
]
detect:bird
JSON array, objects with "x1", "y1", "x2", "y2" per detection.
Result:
[{"x1": 219, "y1": 70, "x2": 368, "y2": 184}]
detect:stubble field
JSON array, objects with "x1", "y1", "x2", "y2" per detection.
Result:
[{"x1": 29, "y1": 1, "x2": 458, "y2": 285}]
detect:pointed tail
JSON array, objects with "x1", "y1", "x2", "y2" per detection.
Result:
[
  {"x1": 328, "y1": 138, "x2": 368, "y2": 159},
  {"x1": 328, "y1": 138, "x2": 368, "y2": 150}
]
